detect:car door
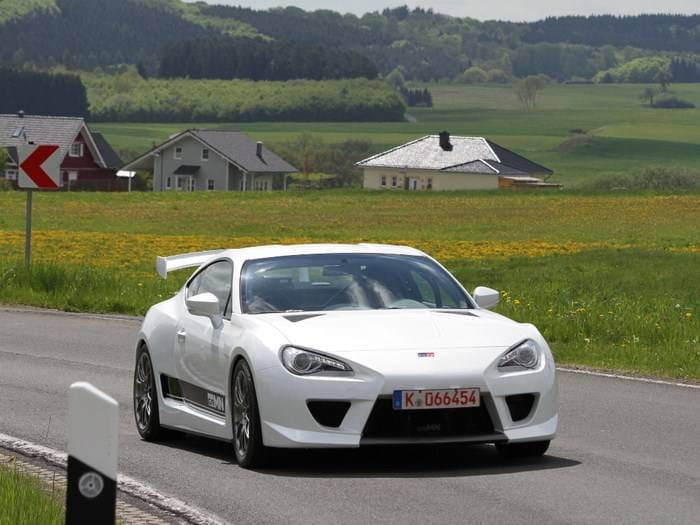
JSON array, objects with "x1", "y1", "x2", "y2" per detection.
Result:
[{"x1": 175, "y1": 259, "x2": 236, "y2": 420}]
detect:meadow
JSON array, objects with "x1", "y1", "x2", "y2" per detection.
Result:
[
  {"x1": 0, "y1": 190, "x2": 697, "y2": 381},
  {"x1": 94, "y1": 83, "x2": 700, "y2": 186}
]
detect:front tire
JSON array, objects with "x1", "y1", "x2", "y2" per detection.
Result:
[
  {"x1": 232, "y1": 359, "x2": 269, "y2": 468},
  {"x1": 133, "y1": 345, "x2": 181, "y2": 441},
  {"x1": 496, "y1": 440, "x2": 550, "y2": 458}
]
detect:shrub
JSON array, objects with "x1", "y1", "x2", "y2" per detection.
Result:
[
  {"x1": 652, "y1": 96, "x2": 696, "y2": 109},
  {"x1": 584, "y1": 166, "x2": 700, "y2": 191},
  {"x1": 485, "y1": 68, "x2": 512, "y2": 83},
  {"x1": 459, "y1": 66, "x2": 487, "y2": 84}
]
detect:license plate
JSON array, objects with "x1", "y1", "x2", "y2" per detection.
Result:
[{"x1": 392, "y1": 388, "x2": 480, "y2": 410}]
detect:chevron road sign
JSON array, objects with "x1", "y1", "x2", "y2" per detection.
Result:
[{"x1": 18, "y1": 144, "x2": 61, "y2": 190}]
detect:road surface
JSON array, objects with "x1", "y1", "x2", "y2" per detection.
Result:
[{"x1": 0, "y1": 308, "x2": 698, "y2": 524}]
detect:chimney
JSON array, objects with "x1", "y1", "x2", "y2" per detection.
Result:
[
  {"x1": 17, "y1": 110, "x2": 25, "y2": 119},
  {"x1": 256, "y1": 141, "x2": 263, "y2": 158},
  {"x1": 439, "y1": 131, "x2": 452, "y2": 151}
]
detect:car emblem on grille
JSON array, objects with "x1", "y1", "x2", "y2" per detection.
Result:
[{"x1": 417, "y1": 352, "x2": 435, "y2": 357}]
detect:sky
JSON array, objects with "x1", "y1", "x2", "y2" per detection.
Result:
[{"x1": 199, "y1": 1, "x2": 700, "y2": 21}]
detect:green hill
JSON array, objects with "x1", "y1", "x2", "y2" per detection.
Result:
[{"x1": 3, "y1": 0, "x2": 700, "y2": 83}]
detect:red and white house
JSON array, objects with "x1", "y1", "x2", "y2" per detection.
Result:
[{"x1": 1, "y1": 112, "x2": 123, "y2": 191}]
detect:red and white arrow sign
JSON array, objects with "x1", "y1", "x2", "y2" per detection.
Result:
[{"x1": 19, "y1": 144, "x2": 61, "y2": 190}]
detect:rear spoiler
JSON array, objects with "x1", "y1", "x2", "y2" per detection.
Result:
[{"x1": 156, "y1": 249, "x2": 226, "y2": 279}]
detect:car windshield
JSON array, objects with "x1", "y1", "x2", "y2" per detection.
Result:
[{"x1": 241, "y1": 253, "x2": 473, "y2": 314}]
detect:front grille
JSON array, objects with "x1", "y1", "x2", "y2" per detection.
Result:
[
  {"x1": 505, "y1": 394, "x2": 536, "y2": 422},
  {"x1": 362, "y1": 396, "x2": 495, "y2": 440},
  {"x1": 307, "y1": 401, "x2": 351, "y2": 428}
]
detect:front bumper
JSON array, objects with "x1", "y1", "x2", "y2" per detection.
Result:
[{"x1": 255, "y1": 347, "x2": 558, "y2": 448}]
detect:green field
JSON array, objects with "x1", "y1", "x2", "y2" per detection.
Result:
[
  {"x1": 0, "y1": 190, "x2": 697, "y2": 381},
  {"x1": 94, "y1": 83, "x2": 700, "y2": 187}
]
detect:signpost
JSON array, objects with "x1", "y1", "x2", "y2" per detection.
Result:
[
  {"x1": 66, "y1": 382, "x2": 118, "y2": 524},
  {"x1": 17, "y1": 144, "x2": 61, "y2": 267}
]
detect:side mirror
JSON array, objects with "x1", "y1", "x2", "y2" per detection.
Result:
[
  {"x1": 473, "y1": 286, "x2": 500, "y2": 310},
  {"x1": 186, "y1": 292, "x2": 223, "y2": 328}
]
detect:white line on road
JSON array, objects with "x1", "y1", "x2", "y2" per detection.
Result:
[
  {"x1": 0, "y1": 432, "x2": 229, "y2": 525},
  {"x1": 557, "y1": 367, "x2": 700, "y2": 390}
]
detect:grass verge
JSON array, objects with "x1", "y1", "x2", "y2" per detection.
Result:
[
  {"x1": 0, "y1": 460, "x2": 63, "y2": 525},
  {"x1": 1, "y1": 248, "x2": 697, "y2": 381}
]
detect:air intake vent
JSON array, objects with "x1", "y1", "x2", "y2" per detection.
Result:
[
  {"x1": 505, "y1": 394, "x2": 536, "y2": 422},
  {"x1": 307, "y1": 401, "x2": 351, "y2": 428}
]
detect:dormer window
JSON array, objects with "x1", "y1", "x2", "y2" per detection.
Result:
[
  {"x1": 174, "y1": 146, "x2": 183, "y2": 160},
  {"x1": 69, "y1": 142, "x2": 83, "y2": 157}
]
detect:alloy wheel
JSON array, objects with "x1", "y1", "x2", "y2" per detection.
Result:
[
  {"x1": 233, "y1": 367, "x2": 252, "y2": 458},
  {"x1": 134, "y1": 351, "x2": 154, "y2": 432}
]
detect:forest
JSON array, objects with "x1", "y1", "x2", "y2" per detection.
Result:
[
  {"x1": 0, "y1": 68, "x2": 88, "y2": 116},
  {"x1": 4, "y1": 0, "x2": 700, "y2": 83},
  {"x1": 159, "y1": 37, "x2": 378, "y2": 81},
  {"x1": 521, "y1": 15, "x2": 700, "y2": 53}
]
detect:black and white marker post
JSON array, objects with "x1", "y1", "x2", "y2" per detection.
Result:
[{"x1": 66, "y1": 382, "x2": 119, "y2": 524}]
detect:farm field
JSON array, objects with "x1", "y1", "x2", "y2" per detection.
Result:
[
  {"x1": 0, "y1": 190, "x2": 698, "y2": 381},
  {"x1": 94, "y1": 83, "x2": 700, "y2": 186}
]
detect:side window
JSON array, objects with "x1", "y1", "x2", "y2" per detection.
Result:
[
  {"x1": 186, "y1": 272, "x2": 203, "y2": 299},
  {"x1": 188, "y1": 260, "x2": 234, "y2": 317}
]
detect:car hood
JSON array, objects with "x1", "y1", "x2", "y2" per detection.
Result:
[{"x1": 255, "y1": 309, "x2": 530, "y2": 353}]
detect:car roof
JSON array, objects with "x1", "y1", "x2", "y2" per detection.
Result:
[{"x1": 220, "y1": 243, "x2": 426, "y2": 263}]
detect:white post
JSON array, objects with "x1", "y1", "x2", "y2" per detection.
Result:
[{"x1": 66, "y1": 382, "x2": 118, "y2": 524}]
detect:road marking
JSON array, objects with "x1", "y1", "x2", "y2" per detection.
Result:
[
  {"x1": 557, "y1": 367, "x2": 700, "y2": 390},
  {"x1": 0, "y1": 432, "x2": 229, "y2": 525}
]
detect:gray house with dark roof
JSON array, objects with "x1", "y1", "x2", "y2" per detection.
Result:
[
  {"x1": 356, "y1": 132, "x2": 554, "y2": 191},
  {"x1": 123, "y1": 129, "x2": 297, "y2": 192}
]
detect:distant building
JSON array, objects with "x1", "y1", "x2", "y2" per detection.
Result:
[
  {"x1": 122, "y1": 129, "x2": 297, "y2": 192},
  {"x1": 1, "y1": 112, "x2": 123, "y2": 190},
  {"x1": 356, "y1": 132, "x2": 556, "y2": 191}
]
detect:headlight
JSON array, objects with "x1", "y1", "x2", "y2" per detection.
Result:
[
  {"x1": 280, "y1": 346, "x2": 352, "y2": 375},
  {"x1": 498, "y1": 339, "x2": 540, "y2": 370}
]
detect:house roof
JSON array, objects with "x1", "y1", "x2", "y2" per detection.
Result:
[
  {"x1": 356, "y1": 135, "x2": 552, "y2": 175},
  {"x1": 123, "y1": 130, "x2": 297, "y2": 174},
  {"x1": 0, "y1": 113, "x2": 109, "y2": 169},
  {"x1": 91, "y1": 132, "x2": 122, "y2": 169},
  {"x1": 173, "y1": 165, "x2": 200, "y2": 175}
]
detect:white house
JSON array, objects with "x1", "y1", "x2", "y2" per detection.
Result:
[{"x1": 356, "y1": 132, "x2": 554, "y2": 191}]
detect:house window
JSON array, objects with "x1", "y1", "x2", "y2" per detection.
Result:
[
  {"x1": 427, "y1": 178, "x2": 433, "y2": 190},
  {"x1": 69, "y1": 142, "x2": 83, "y2": 157},
  {"x1": 202, "y1": 148, "x2": 209, "y2": 161},
  {"x1": 391, "y1": 176, "x2": 397, "y2": 188},
  {"x1": 381, "y1": 176, "x2": 386, "y2": 187},
  {"x1": 166, "y1": 176, "x2": 172, "y2": 189},
  {"x1": 174, "y1": 147, "x2": 182, "y2": 160},
  {"x1": 207, "y1": 179, "x2": 215, "y2": 190},
  {"x1": 5, "y1": 169, "x2": 18, "y2": 181}
]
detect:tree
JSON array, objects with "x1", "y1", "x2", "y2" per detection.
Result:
[
  {"x1": 656, "y1": 70, "x2": 672, "y2": 92},
  {"x1": 385, "y1": 66, "x2": 406, "y2": 90},
  {"x1": 639, "y1": 87, "x2": 658, "y2": 106},
  {"x1": 514, "y1": 76, "x2": 546, "y2": 109}
]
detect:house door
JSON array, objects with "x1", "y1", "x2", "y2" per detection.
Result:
[
  {"x1": 408, "y1": 178, "x2": 419, "y2": 191},
  {"x1": 175, "y1": 175, "x2": 195, "y2": 192}
]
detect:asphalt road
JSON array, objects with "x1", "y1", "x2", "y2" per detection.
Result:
[{"x1": 1, "y1": 308, "x2": 698, "y2": 524}]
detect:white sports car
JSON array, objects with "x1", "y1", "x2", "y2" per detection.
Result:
[{"x1": 133, "y1": 244, "x2": 557, "y2": 468}]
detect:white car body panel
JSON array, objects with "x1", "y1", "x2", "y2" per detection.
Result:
[{"x1": 137, "y1": 243, "x2": 558, "y2": 448}]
